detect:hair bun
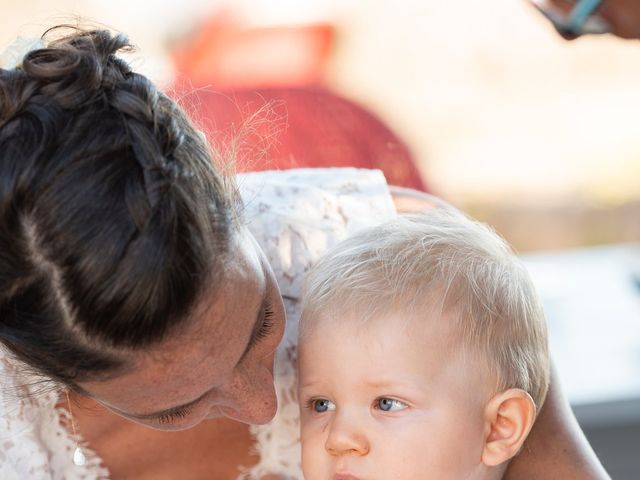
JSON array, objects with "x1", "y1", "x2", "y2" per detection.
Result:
[
  {"x1": 32, "y1": 29, "x2": 132, "y2": 109},
  {"x1": 0, "y1": 28, "x2": 132, "y2": 113}
]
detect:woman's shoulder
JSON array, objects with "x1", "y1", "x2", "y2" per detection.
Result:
[
  {"x1": 0, "y1": 348, "x2": 108, "y2": 479},
  {"x1": 237, "y1": 167, "x2": 393, "y2": 222},
  {"x1": 237, "y1": 168, "x2": 396, "y2": 299},
  {"x1": 236, "y1": 166, "x2": 389, "y2": 187},
  {"x1": 0, "y1": 348, "x2": 39, "y2": 430},
  {"x1": 238, "y1": 169, "x2": 396, "y2": 480},
  {"x1": 0, "y1": 349, "x2": 52, "y2": 476}
]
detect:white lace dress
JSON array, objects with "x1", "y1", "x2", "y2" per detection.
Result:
[{"x1": 0, "y1": 168, "x2": 396, "y2": 479}]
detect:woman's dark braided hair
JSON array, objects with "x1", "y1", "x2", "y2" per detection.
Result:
[{"x1": 0, "y1": 27, "x2": 240, "y2": 386}]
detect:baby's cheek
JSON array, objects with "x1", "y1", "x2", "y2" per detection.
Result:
[
  {"x1": 299, "y1": 415, "x2": 326, "y2": 443},
  {"x1": 300, "y1": 427, "x2": 325, "y2": 480},
  {"x1": 300, "y1": 417, "x2": 329, "y2": 449}
]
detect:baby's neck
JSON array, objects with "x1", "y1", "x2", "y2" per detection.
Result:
[
  {"x1": 469, "y1": 460, "x2": 509, "y2": 480},
  {"x1": 488, "y1": 461, "x2": 509, "y2": 480}
]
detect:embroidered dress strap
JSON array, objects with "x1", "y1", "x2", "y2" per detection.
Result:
[{"x1": 237, "y1": 168, "x2": 396, "y2": 479}]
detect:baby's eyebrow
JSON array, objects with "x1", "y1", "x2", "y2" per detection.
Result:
[
  {"x1": 298, "y1": 379, "x2": 328, "y2": 390},
  {"x1": 361, "y1": 374, "x2": 431, "y2": 393},
  {"x1": 364, "y1": 379, "x2": 401, "y2": 389}
]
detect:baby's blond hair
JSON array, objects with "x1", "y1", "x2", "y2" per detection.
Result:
[{"x1": 301, "y1": 208, "x2": 550, "y2": 409}]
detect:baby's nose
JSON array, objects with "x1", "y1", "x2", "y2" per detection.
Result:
[{"x1": 324, "y1": 413, "x2": 370, "y2": 457}]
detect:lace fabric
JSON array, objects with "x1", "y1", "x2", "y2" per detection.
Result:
[
  {"x1": 0, "y1": 351, "x2": 109, "y2": 479},
  {"x1": 0, "y1": 168, "x2": 395, "y2": 479},
  {"x1": 238, "y1": 168, "x2": 395, "y2": 479}
]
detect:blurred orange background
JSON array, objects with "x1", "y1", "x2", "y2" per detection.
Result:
[{"x1": 2, "y1": 0, "x2": 639, "y2": 251}]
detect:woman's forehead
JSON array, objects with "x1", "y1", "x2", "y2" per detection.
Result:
[{"x1": 148, "y1": 230, "x2": 266, "y2": 347}]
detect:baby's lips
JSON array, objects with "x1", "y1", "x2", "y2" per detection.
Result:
[{"x1": 332, "y1": 474, "x2": 362, "y2": 480}]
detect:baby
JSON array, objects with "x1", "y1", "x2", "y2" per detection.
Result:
[{"x1": 298, "y1": 209, "x2": 550, "y2": 480}]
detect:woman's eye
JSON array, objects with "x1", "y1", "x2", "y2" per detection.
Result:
[
  {"x1": 249, "y1": 303, "x2": 276, "y2": 348},
  {"x1": 310, "y1": 398, "x2": 336, "y2": 413},
  {"x1": 155, "y1": 407, "x2": 191, "y2": 424},
  {"x1": 375, "y1": 398, "x2": 408, "y2": 412}
]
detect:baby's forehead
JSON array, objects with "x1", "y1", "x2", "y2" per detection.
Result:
[
  {"x1": 297, "y1": 304, "x2": 494, "y2": 393},
  {"x1": 300, "y1": 298, "x2": 462, "y2": 348}
]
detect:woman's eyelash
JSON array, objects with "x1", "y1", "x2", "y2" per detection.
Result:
[
  {"x1": 252, "y1": 304, "x2": 275, "y2": 345},
  {"x1": 155, "y1": 407, "x2": 192, "y2": 424}
]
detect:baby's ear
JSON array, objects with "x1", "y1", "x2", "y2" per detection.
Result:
[{"x1": 481, "y1": 389, "x2": 537, "y2": 467}]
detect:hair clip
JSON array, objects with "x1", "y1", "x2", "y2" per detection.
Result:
[{"x1": 530, "y1": 0, "x2": 610, "y2": 39}]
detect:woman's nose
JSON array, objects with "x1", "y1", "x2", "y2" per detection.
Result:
[
  {"x1": 216, "y1": 360, "x2": 278, "y2": 425},
  {"x1": 219, "y1": 365, "x2": 278, "y2": 425},
  {"x1": 325, "y1": 413, "x2": 370, "y2": 457}
]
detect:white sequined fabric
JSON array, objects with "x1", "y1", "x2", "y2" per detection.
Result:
[{"x1": 237, "y1": 168, "x2": 395, "y2": 479}]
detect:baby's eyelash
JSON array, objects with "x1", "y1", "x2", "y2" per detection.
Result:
[
  {"x1": 303, "y1": 397, "x2": 317, "y2": 411},
  {"x1": 303, "y1": 397, "x2": 335, "y2": 414},
  {"x1": 155, "y1": 407, "x2": 192, "y2": 424}
]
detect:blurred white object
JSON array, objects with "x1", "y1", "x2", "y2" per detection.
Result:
[
  {"x1": 0, "y1": 36, "x2": 44, "y2": 70},
  {"x1": 522, "y1": 243, "x2": 640, "y2": 427},
  {"x1": 229, "y1": 0, "x2": 354, "y2": 27}
]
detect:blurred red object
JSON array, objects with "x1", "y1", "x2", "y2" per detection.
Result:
[
  {"x1": 174, "y1": 87, "x2": 426, "y2": 191},
  {"x1": 172, "y1": 14, "x2": 333, "y2": 88},
  {"x1": 170, "y1": 14, "x2": 427, "y2": 191}
]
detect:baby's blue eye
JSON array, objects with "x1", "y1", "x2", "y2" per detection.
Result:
[
  {"x1": 312, "y1": 399, "x2": 335, "y2": 413},
  {"x1": 376, "y1": 398, "x2": 408, "y2": 412}
]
